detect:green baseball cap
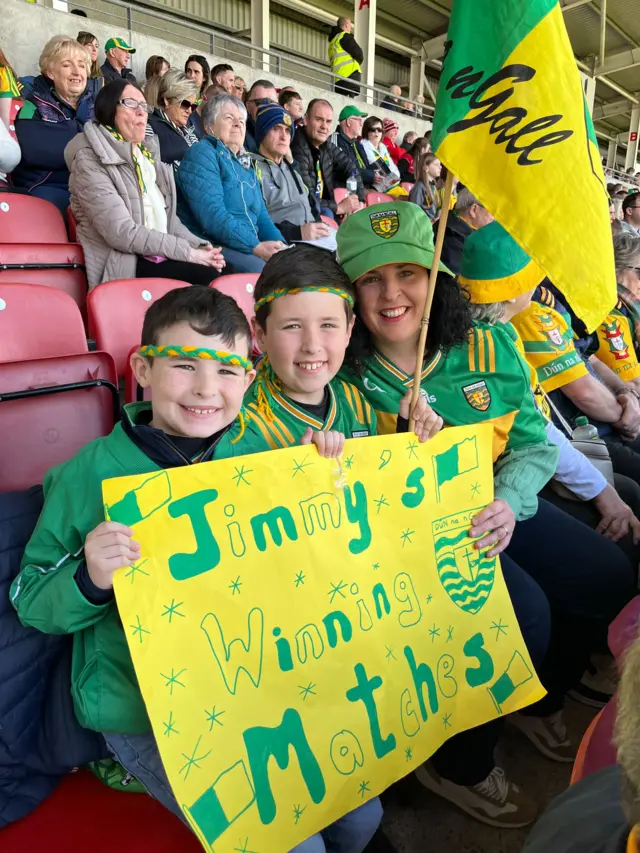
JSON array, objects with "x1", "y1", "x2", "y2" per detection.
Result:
[
  {"x1": 338, "y1": 104, "x2": 367, "y2": 122},
  {"x1": 105, "y1": 37, "x2": 136, "y2": 53},
  {"x1": 459, "y1": 221, "x2": 546, "y2": 304},
  {"x1": 337, "y1": 203, "x2": 453, "y2": 282}
]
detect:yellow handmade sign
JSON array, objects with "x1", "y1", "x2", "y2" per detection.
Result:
[{"x1": 103, "y1": 424, "x2": 544, "y2": 853}]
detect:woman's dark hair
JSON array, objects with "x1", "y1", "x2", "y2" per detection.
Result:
[
  {"x1": 408, "y1": 136, "x2": 429, "y2": 160},
  {"x1": 362, "y1": 116, "x2": 383, "y2": 138},
  {"x1": 95, "y1": 78, "x2": 144, "y2": 127},
  {"x1": 142, "y1": 287, "x2": 252, "y2": 354},
  {"x1": 185, "y1": 54, "x2": 210, "y2": 96},
  {"x1": 145, "y1": 55, "x2": 169, "y2": 80},
  {"x1": 344, "y1": 271, "x2": 473, "y2": 375},
  {"x1": 254, "y1": 244, "x2": 355, "y2": 329}
]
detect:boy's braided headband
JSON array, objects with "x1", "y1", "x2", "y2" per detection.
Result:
[
  {"x1": 138, "y1": 345, "x2": 253, "y2": 372},
  {"x1": 253, "y1": 286, "x2": 355, "y2": 313}
]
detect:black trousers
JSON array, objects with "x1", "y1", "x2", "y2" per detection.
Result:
[
  {"x1": 335, "y1": 76, "x2": 360, "y2": 98},
  {"x1": 606, "y1": 433, "x2": 640, "y2": 490},
  {"x1": 136, "y1": 256, "x2": 222, "y2": 286}
]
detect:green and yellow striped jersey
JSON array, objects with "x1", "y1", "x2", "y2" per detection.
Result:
[{"x1": 340, "y1": 321, "x2": 547, "y2": 462}]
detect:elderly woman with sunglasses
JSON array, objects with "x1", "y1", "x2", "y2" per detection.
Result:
[
  {"x1": 147, "y1": 70, "x2": 200, "y2": 170},
  {"x1": 65, "y1": 79, "x2": 226, "y2": 288}
]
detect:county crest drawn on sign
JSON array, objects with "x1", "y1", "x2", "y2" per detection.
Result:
[{"x1": 104, "y1": 424, "x2": 543, "y2": 853}]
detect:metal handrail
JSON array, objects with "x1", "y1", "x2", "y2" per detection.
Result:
[{"x1": 71, "y1": 0, "x2": 434, "y2": 116}]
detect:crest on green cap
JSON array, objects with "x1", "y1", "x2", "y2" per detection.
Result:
[{"x1": 369, "y1": 209, "x2": 399, "y2": 239}]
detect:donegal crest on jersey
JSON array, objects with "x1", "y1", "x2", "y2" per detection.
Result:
[
  {"x1": 369, "y1": 209, "x2": 399, "y2": 239},
  {"x1": 462, "y1": 380, "x2": 491, "y2": 412}
]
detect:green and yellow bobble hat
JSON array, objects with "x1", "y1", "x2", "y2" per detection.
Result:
[
  {"x1": 137, "y1": 345, "x2": 253, "y2": 442},
  {"x1": 458, "y1": 220, "x2": 546, "y2": 304},
  {"x1": 336, "y1": 202, "x2": 454, "y2": 284}
]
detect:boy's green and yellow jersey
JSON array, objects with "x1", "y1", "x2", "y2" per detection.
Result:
[
  {"x1": 341, "y1": 321, "x2": 547, "y2": 462},
  {"x1": 595, "y1": 299, "x2": 640, "y2": 382},
  {"x1": 227, "y1": 374, "x2": 377, "y2": 454}
]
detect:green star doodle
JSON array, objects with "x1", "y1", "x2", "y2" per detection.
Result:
[
  {"x1": 229, "y1": 576, "x2": 242, "y2": 595},
  {"x1": 205, "y1": 706, "x2": 225, "y2": 731},
  {"x1": 163, "y1": 711, "x2": 178, "y2": 737},
  {"x1": 161, "y1": 668, "x2": 187, "y2": 695},
  {"x1": 372, "y1": 563, "x2": 380, "y2": 571},
  {"x1": 471, "y1": 482, "x2": 481, "y2": 497},
  {"x1": 490, "y1": 619, "x2": 509, "y2": 640},
  {"x1": 292, "y1": 456, "x2": 313, "y2": 477},
  {"x1": 293, "y1": 804, "x2": 306, "y2": 824},
  {"x1": 130, "y1": 616, "x2": 150, "y2": 644},
  {"x1": 446, "y1": 625, "x2": 454, "y2": 643},
  {"x1": 328, "y1": 579, "x2": 348, "y2": 603},
  {"x1": 429, "y1": 623, "x2": 440, "y2": 642},
  {"x1": 443, "y1": 713, "x2": 453, "y2": 730},
  {"x1": 405, "y1": 746, "x2": 413, "y2": 761},
  {"x1": 234, "y1": 839, "x2": 258, "y2": 853},
  {"x1": 299, "y1": 682, "x2": 317, "y2": 701},
  {"x1": 294, "y1": 571, "x2": 305, "y2": 587},
  {"x1": 358, "y1": 780, "x2": 371, "y2": 799},
  {"x1": 400, "y1": 528, "x2": 415, "y2": 547},
  {"x1": 232, "y1": 464, "x2": 253, "y2": 486},
  {"x1": 344, "y1": 455, "x2": 355, "y2": 470},
  {"x1": 385, "y1": 645, "x2": 396, "y2": 662},
  {"x1": 161, "y1": 599, "x2": 185, "y2": 623},
  {"x1": 373, "y1": 495, "x2": 389, "y2": 514},
  {"x1": 125, "y1": 558, "x2": 149, "y2": 583},
  {"x1": 179, "y1": 736, "x2": 212, "y2": 781},
  {"x1": 406, "y1": 439, "x2": 419, "y2": 460},
  {"x1": 426, "y1": 593, "x2": 433, "y2": 604}
]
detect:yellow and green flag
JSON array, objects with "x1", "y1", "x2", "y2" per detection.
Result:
[{"x1": 432, "y1": 0, "x2": 616, "y2": 332}]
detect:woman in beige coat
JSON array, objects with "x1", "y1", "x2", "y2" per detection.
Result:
[{"x1": 65, "y1": 78, "x2": 227, "y2": 288}]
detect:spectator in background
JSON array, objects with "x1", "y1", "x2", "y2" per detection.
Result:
[
  {"x1": 441, "y1": 186, "x2": 494, "y2": 275},
  {"x1": 148, "y1": 70, "x2": 199, "y2": 170},
  {"x1": 185, "y1": 55, "x2": 209, "y2": 100},
  {"x1": 251, "y1": 103, "x2": 336, "y2": 251},
  {"x1": 409, "y1": 152, "x2": 442, "y2": 221},
  {"x1": 143, "y1": 55, "x2": 170, "y2": 108},
  {"x1": 177, "y1": 93, "x2": 285, "y2": 273},
  {"x1": 401, "y1": 130, "x2": 417, "y2": 152},
  {"x1": 76, "y1": 31, "x2": 103, "y2": 101},
  {"x1": 233, "y1": 76, "x2": 246, "y2": 101},
  {"x1": 381, "y1": 84, "x2": 402, "y2": 112},
  {"x1": 621, "y1": 192, "x2": 640, "y2": 236},
  {"x1": 101, "y1": 36, "x2": 137, "y2": 85},
  {"x1": 244, "y1": 78, "x2": 277, "y2": 152},
  {"x1": 382, "y1": 117, "x2": 404, "y2": 165},
  {"x1": 69, "y1": 8, "x2": 87, "y2": 15},
  {"x1": 360, "y1": 115, "x2": 404, "y2": 195},
  {"x1": 66, "y1": 79, "x2": 223, "y2": 288},
  {"x1": 291, "y1": 97, "x2": 365, "y2": 220},
  {"x1": 279, "y1": 89, "x2": 304, "y2": 126},
  {"x1": 612, "y1": 196, "x2": 625, "y2": 233},
  {"x1": 0, "y1": 117, "x2": 20, "y2": 186},
  {"x1": 328, "y1": 16, "x2": 363, "y2": 98},
  {"x1": 11, "y1": 35, "x2": 94, "y2": 214},
  {"x1": 397, "y1": 135, "x2": 429, "y2": 183},
  {"x1": 0, "y1": 46, "x2": 22, "y2": 131},
  {"x1": 331, "y1": 104, "x2": 377, "y2": 189},
  {"x1": 209, "y1": 63, "x2": 235, "y2": 95}
]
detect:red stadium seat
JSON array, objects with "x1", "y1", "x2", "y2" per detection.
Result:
[
  {"x1": 0, "y1": 351, "x2": 118, "y2": 491},
  {"x1": 0, "y1": 243, "x2": 88, "y2": 313},
  {"x1": 366, "y1": 192, "x2": 394, "y2": 206},
  {"x1": 321, "y1": 215, "x2": 339, "y2": 231},
  {"x1": 334, "y1": 187, "x2": 348, "y2": 205},
  {"x1": 7, "y1": 98, "x2": 22, "y2": 142},
  {"x1": 67, "y1": 207, "x2": 78, "y2": 242},
  {"x1": 0, "y1": 769, "x2": 199, "y2": 852},
  {"x1": 87, "y1": 278, "x2": 188, "y2": 377},
  {"x1": 0, "y1": 282, "x2": 87, "y2": 361},
  {"x1": 212, "y1": 273, "x2": 258, "y2": 326},
  {"x1": 0, "y1": 193, "x2": 68, "y2": 243},
  {"x1": 401, "y1": 182, "x2": 415, "y2": 194}
]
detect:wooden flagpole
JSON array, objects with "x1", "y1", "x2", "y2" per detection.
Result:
[{"x1": 409, "y1": 169, "x2": 455, "y2": 430}]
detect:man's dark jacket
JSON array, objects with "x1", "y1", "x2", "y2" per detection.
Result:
[
  {"x1": 331, "y1": 126, "x2": 376, "y2": 187},
  {"x1": 290, "y1": 127, "x2": 365, "y2": 215},
  {"x1": 439, "y1": 213, "x2": 473, "y2": 276},
  {"x1": 100, "y1": 59, "x2": 137, "y2": 86}
]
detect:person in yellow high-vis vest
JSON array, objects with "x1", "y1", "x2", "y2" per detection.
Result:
[{"x1": 328, "y1": 17, "x2": 363, "y2": 98}]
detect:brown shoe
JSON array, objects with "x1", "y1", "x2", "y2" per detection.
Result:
[
  {"x1": 509, "y1": 710, "x2": 575, "y2": 763},
  {"x1": 414, "y1": 763, "x2": 538, "y2": 828}
]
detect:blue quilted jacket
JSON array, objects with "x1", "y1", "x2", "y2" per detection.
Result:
[
  {"x1": 176, "y1": 135, "x2": 283, "y2": 254},
  {"x1": 0, "y1": 488, "x2": 106, "y2": 827}
]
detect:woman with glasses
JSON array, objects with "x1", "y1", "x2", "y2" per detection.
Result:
[
  {"x1": 76, "y1": 31, "x2": 104, "y2": 101},
  {"x1": 147, "y1": 70, "x2": 199, "y2": 170},
  {"x1": 65, "y1": 79, "x2": 226, "y2": 287},
  {"x1": 360, "y1": 115, "x2": 406, "y2": 197}
]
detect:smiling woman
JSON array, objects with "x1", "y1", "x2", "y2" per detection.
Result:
[{"x1": 148, "y1": 69, "x2": 199, "y2": 169}]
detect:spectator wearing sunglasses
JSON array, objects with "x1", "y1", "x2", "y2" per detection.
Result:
[
  {"x1": 65, "y1": 79, "x2": 225, "y2": 288},
  {"x1": 147, "y1": 70, "x2": 200, "y2": 171},
  {"x1": 243, "y1": 78, "x2": 277, "y2": 153}
]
